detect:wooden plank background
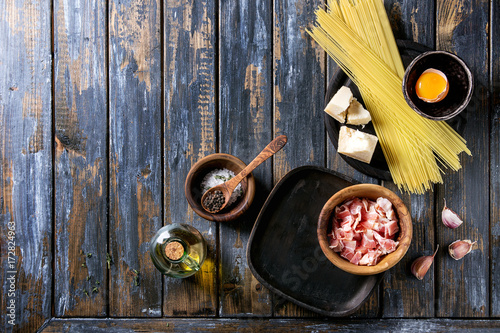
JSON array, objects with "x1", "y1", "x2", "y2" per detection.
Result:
[
  {"x1": 108, "y1": 0, "x2": 162, "y2": 317},
  {"x1": 53, "y1": 0, "x2": 108, "y2": 317},
  {"x1": 491, "y1": 0, "x2": 500, "y2": 318},
  {"x1": 435, "y1": 0, "x2": 490, "y2": 317},
  {"x1": 0, "y1": 0, "x2": 498, "y2": 331},
  {"x1": 273, "y1": 0, "x2": 325, "y2": 318},
  {"x1": 381, "y1": 0, "x2": 435, "y2": 318},
  {"x1": 163, "y1": 0, "x2": 218, "y2": 317},
  {"x1": 40, "y1": 318, "x2": 500, "y2": 332},
  {"x1": 218, "y1": 0, "x2": 273, "y2": 317},
  {"x1": 1, "y1": 1, "x2": 53, "y2": 332}
]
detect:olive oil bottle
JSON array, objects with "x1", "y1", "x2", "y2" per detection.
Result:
[{"x1": 149, "y1": 223, "x2": 207, "y2": 278}]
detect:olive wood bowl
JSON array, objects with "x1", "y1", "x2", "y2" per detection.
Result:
[
  {"x1": 185, "y1": 153, "x2": 256, "y2": 222},
  {"x1": 317, "y1": 184, "x2": 412, "y2": 275}
]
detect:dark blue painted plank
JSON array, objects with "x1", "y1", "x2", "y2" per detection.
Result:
[
  {"x1": 163, "y1": 0, "x2": 218, "y2": 316},
  {"x1": 53, "y1": 0, "x2": 108, "y2": 317},
  {"x1": 273, "y1": 0, "x2": 325, "y2": 317},
  {"x1": 435, "y1": 0, "x2": 490, "y2": 317},
  {"x1": 0, "y1": 0, "x2": 53, "y2": 331},
  {"x1": 108, "y1": 0, "x2": 163, "y2": 316},
  {"x1": 219, "y1": 0, "x2": 273, "y2": 317}
]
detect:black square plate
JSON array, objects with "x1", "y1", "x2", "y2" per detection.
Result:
[{"x1": 247, "y1": 166, "x2": 384, "y2": 316}]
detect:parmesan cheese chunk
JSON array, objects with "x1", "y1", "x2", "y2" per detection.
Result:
[
  {"x1": 338, "y1": 126, "x2": 378, "y2": 164},
  {"x1": 325, "y1": 86, "x2": 353, "y2": 123},
  {"x1": 346, "y1": 99, "x2": 371, "y2": 125}
]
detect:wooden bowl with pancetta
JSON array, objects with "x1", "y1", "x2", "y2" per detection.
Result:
[{"x1": 317, "y1": 184, "x2": 412, "y2": 275}]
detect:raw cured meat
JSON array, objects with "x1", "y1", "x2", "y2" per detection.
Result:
[{"x1": 328, "y1": 197, "x2": 399, "y2": 266}]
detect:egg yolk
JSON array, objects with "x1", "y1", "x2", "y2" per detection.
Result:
[{"x1": 415, "y1": 72, "x2": 447, "y2": 102}]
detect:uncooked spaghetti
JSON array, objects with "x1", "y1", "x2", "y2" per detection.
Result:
[{"x1": 309, "y1": 0, "x2": 470, "y2": 194}]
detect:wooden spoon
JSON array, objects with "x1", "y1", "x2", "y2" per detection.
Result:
[{"x1": 201, "y1": 135, "x2": 288, "y2": 213}]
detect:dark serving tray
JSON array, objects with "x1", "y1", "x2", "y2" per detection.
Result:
[
  {"x1": 325, "y1": 40, "x2": 467, "y2": 180},
  {"x1": 247, "y1": 166, "x2": 384, "y2": 317}
]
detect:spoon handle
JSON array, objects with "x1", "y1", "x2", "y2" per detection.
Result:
[{"x1": 225, "y1": 135, "x2": 288, "y2": 189}]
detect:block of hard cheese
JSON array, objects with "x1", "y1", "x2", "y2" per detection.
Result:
[
  {"x1": 338, "y1": 126, "x2": 378, "y2": 164},
  {"x1": 346, "y1": 99, "x2": 371, "y2": 125},
  {"x1": 324, "y1": 86, "x2": 353, "y2": 123}
]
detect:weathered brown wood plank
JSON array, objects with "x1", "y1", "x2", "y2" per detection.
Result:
[
  {"x1": 108, "y1": 0, "x2": 163, "y2": 317},
  {"x1": 325, "y1": 3, "x2": 379, "y2": 186},
  {"x1": 273, "y1": 0, "x2": 325, "y2": 317},
  {"x1": 219, "y1": 0, "x2": 273, "y2": 317},
  {"x1": 325, "y1": 88, "x2": 381, "y2": 318},
  {"x1": 163, "y1": 0, "x2": 218, "y2": 316},
  {"x1": 380, "y1": 189, "x2": 435, "y2": 317},
  {"x1": 381, "y1": 0, "x2": 435, "y2": 318},
  {"x1": 384, "y1": 0, "x2": 435, "y2": 46},
  {"x1": 53, "y1": 0, "x2": 108, "y2": 317},
  {"x1": 0, "y1": 0, "x2": 52, "y2": 331},
  {"x1": 324, "y1": 1, "x2": 381, "y2": 318},
  {"x1": 42, "y1": 318, "x2": 500, "y2": 332},
  {"x1": 324, "y1": 157, "x2": 381, "y2": 302},
  {"x1": 325, "y1": 78, "x2": 381, "y2": 319},
  {"x1": 490, "y1": 0, "x2": 500, "y2": 317},
  {"x1": 435, "y1": 0, "x2": 489, "y2": 317}
]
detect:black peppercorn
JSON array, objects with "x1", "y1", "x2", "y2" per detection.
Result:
[{"x1": 203, "y1": 190, "x2": 225, "y2": 212}]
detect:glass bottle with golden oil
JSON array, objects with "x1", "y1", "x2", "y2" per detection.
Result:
[{"x1": 149, "y1": 223, "x2": 207, "y2": 278}]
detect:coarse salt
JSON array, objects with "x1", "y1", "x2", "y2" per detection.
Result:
[{"x1": 200, "y1": 169, "x2": 242, "y2": 207}]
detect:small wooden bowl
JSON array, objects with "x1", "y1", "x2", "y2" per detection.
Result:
[
  {"x1": 402, "y1": 50, "x2": 473, "y2": 120},
  {"x1": 317, "y1": 184, "x2": 412, "y2": 275},
  {"x1": 185, "y1": 153, "x2": 256, "y2": 222}
]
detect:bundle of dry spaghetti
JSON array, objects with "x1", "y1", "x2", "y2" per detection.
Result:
[{"x1": 308, "y1": 0, "x2": 470, "y2": 194}]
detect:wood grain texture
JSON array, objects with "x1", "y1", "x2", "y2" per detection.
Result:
[
  {"x1": 42, "y1": 318, "x2": 500, "y2": 332},
  {"x1": 435, "y1": 0, "x2": 489, "y2": 317},
  {"x1": 219, "y1": 0, "x2": 273, "y2": 317},
  {"x1": 381, "y1": 189, "x2": 435, "y2": 317},
  {"x1": 324, "y1": 3, "x2": 380, "y2": 317},
  {"x1": 324, "y1": 65, "x2": 380, "y2": 318},
  {"x1": 0, "y1": 0, "x2": 52, "y2": 331},
  {"x1": 53, "y1": 0, "x2": 108, "y2": 317},
  {"x1": 490, "y1": 0, "x2": 500, "y2": 317},
  {"x1": 108, "y1": 0, "x2": 162, "y2": 317},
  {"x1": 1, "y1": 0, "x2": 498, "y2": 326},
  {"x1": 163, "y1": 0, "x2": 217, "y2": 316},
  {"x1": 325, "y1": 71, "x2": 381, "y2": 319},
  {"x1": 273, "y1": 0, "x2": 325, "y2": 317},
  {"x1": 381, "y1": 0, "x2": 435, "y2": 318},
  {"x1": 383, "y1": 0, "x2": 435, "y2": 46},
  {"x1": 324, "y1": 1, "x2": 382, "y2": 186}
]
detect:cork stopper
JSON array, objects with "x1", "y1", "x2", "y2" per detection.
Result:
[{"x1": 164, "y1": 241, "x2": 184, "y2": 261}]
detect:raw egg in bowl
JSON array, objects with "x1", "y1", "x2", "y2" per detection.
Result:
[
  {"x1": 415, "y1": 68, "x2": 449, "y2": 103},
  {"x1": 402, "y1": 51, "x2": 473, "y2": 121}
]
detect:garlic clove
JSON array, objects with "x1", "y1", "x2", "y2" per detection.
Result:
[
  {"x1": 411, "y1": 245, "x2": 439, "y2": 280},
  {"x1": 448, "y1": 240, "x2": 476, "y2": 260},
  {"x1": 442, "y1": 199, "x2": 463, "y2": 229}
]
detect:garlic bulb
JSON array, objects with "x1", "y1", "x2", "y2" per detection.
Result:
[
  {"x1": 411, "y1": 245, "x2": 439, "y2": 280},
  {"x1": 448, "y1": 240, "x2": 476, "y2": 260},
  {"x1": 442, "y1": 199, "x2": 463, "y2": 229}
]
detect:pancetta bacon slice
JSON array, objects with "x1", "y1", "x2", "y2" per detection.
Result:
[{"x1": 328, "y1": 197, "x2": 399, "y2": 266}]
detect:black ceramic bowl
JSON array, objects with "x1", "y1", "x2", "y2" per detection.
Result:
[{"x1": 402, "y1": 51, "x2": 473, "y2": 120}]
